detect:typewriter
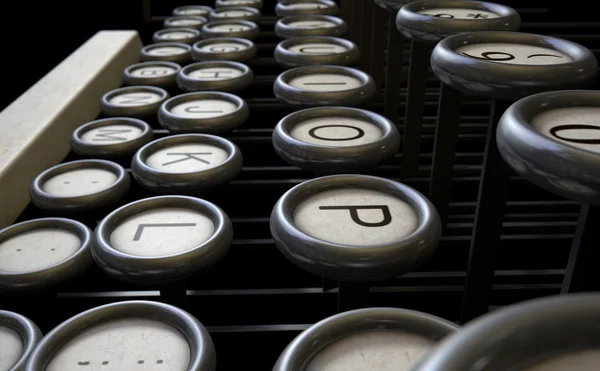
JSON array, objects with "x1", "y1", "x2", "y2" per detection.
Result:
[{"x1": 1, "y1": 1, "x2": 600, "y2": 370}]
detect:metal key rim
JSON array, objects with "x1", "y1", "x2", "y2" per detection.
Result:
[
  {"x1": 0, "y1": 218, "x2": 93, "y2": 290},
  {"x1": 173, "y1": 5, "x2": 213, "y2": 17},
  {"x1": 152, "y1": 27, "x2": 202, "y2": 45},
  {"x1": 273, "y1": 307, "x2": 459, "y2": 371},
  {"x1": 23, "y1": 301, "x2": 216, "y2": 371},
  {"x1": 100, "y1": 85, "x2": 170, "y2": 118},
  {"x1": 30, "y1": 159, "x2": 131, "y2": 212},
  {"x1": 274, "y1": 36, "x2": 359, "y2": 68},
  {"x1": 209, "y1": 6, "x2": 262, "y2": 22},
  {"x1": 270, "y1": 174, "x2": 442, "y2": 281},
  {"x1": 0, "y1": 310, "x2": 42, "y2": 371},
  {"x1": 122, "y1": 61, "x2": 182, "y2": 88},
  {"x1": 191, "y1": 37, "x2": 258, "y2": 62},
  {"x1": 201, "y1": 20, "x2": 260, "y2": 40},
  {"x1": 163, "y1": 15, "x2": 208, "y2": 30},
  {"x1": 275, "y1": 0, "x2": 339, "y2": 17},
  {"x1": 275, "y1": 15, "x2": 347, "y2": 39},
  {"x1": 93, "y1": 195, "x2": 233, "y2": 284},
  {"x1": 214, "y1": 0, "x2": 263, "y2": 10},
  {"x1": 177, "y1": 60, "x2": 254, "y2": 93},
  {"x1": 273, "y1": 106, "x2": 400, "y2": 173},
  {"x1": 131, "y1": 134, "x2": 243, "y2": 194},
  {"x1": 140, "y1": 42, "x2": 193, "y2": 64}
]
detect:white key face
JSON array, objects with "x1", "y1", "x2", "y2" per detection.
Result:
[
  {"x1": 289, "y1": 73, "x2": 362, "y2": 92},
  {"x1": 43, "y1": 168, "x2": 117, "y2": 197},
  {"x1": 0, "y1": 228, "x2": 80, "y2": 272},
  {"x1": 288, "y1": 20, "x2": 337, "y2": 28},
  {"x1": 169, "y1": 18, "x2": 203, "y2": 26},
  {"x1": 219, "y1": 10, "x2": 253, "y2": 17},
  {"x1": 286, "y1": 2, "x2": 325, "y2": 9},
  {"x1": 418, "y1": 8, "x2": 499, "y2": 19},
  {"x1": 145, "y1": 143, "x2": 229, "y2": 173},
  {"x1": 293, "y1": 188, "x2": 419, "y2": 246},
  {"x1": 209, "y1": 23, "x2": 252, "y2": 32},
  {"x1": 81, "y1": 124, "x2": 144, "y2": 145},
  {"x1": 306, "y1": 330, "x2": 434, "y2": 371},
  {"x1": 109, "y1": 92, "x2": 162, "y2": 106},
  {"x1": 522, "y1": 350, "x2": 600, "y2": 371},
  {"x1": 187, "y1": 67, "x2": 243, "y2": 80},
  {"x1": 455, "y1": 43, "x2": 572, "y2": 65},
  {"x1": 0, "y1": 326, "x2": 22, "y2": 371},
  {"x1": 146, "y1": 46, "x2": 188, "y2": 56},
  {"x1": 129, "y1": 65, "x2": 178, "y2": 78},
  {"x1": 531, "y1": 107, "x2": 600, "y2": 154},
  {"x1": 290, "y1": 117, "x2": 383, "y2": 147},
  {"x1": 45, "y1": 319, "x2": 190, "y2": 371},
  {"x1": 177, "y1": 8, "x2": 209, "y2": 16},
  {"x1": 201, "y1": 42, "x2": 248, "y2": 53},
  {"x1": 222, "y1": 0, "x2": 257, "y2": 5},
  {"x1": 110, "y1": 208, "x2": 214, "y2": 256},
  {"x1": 288, "y1": 42, "x2": 347, "y2": 54},
  {"x1": 159, "y1": 31, "x2": 196, "y2": 40},
  {"x1": 170, "y1": 99, "x2": 237, "y2": 119}
]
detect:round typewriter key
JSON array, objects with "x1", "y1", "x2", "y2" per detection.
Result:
[
  {"x1": 92, "y1": 196, "x2": 232, "y2": 283},
  {"x1": 23, "y1": 301, "x2": 216, "y2": 371},
  {"x1": 177, "y1": 61, "x2": 254, "y2": 92},
  {"x1": 274, "y1": 307, "x2": 458, "y2": 371},
  {"x1": 152, "y1": 28, "x2": 201, "y2": 45},
  {"x1": 275, "y1": 15, "x2": 347, "y2": 39},
  {"x1": 209, "y1": 6, "x2": 261, "y2": 22},
  {"x1": 163, "y1": 15, "x2": 207, "y2": 30},
  {"x1": 201, "y1": 20, "x2": 260, "y2": 40},
  {"x1": 271, "y1": 175, "x2": 441, "y2": 281},
  {"x1": 101, "y1": 86, "x2": 169, "y2": 118},
  {"x1": 273, "y1": 107, "x2": 400, "y2": 173},
  {"x1": 276, "y1": 0, "x2": 339, "y2": 16},
  {"x1": 397, "y1": 0, "x2": 521, "y2": 43},
  {"x1": 431, "y1": 31, "x2": 598, "y2": 99},
  {"x1": 140, "y1": 42, "x2": 192, "y2": 65},
  {"x1": 274, "y1": 65, "x2": 376, "y2": 107},
  {"x1": 173, "y1": 5, "x2": 212, "y2": 17},
  {"x1": 191, "y1": 37, "x2": 257, "y2": 62},
  {"x1": 411, "y1": 294, "x2": 600, "y2": 371},
  {"x1": 71, "y1": 117, "x2": 153, "y2": 159},
  {"x1": 158, "y1": 91, "x2": 249, "y2": 134},
  {"x1": 0, "y1": 218, "x2": 92, "y2": 290},
  {"x1": 215, "y1": 0, "x2": 263, "y2": 10},
  {"x1": 132, "y1": 134, "x2": 243, "y2": 194},
  {"x1": 123, "y1": 61, "x2": 181, "y2": 88},
  {"x1": 275, "y1": 36, "x2": 359, "y2": 68},
  {"x1": 497, "y1": 90, "x2": 600, "y2": 206},
  {"x1": 30, "y1": 160, "x2": 130, "y2": 212},
  {"x1": 0, "y1": 311, "x2": 41, "y2": 371}
]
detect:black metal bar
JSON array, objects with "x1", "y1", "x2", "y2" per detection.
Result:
[
  {"x1": 561, "y1": 204, "x2": 600, "y2": 293},
  {"x1": 383, "y1": 13, "x2": 404, "y2": 125},
  {"x1": 370, "y1": 5, "x2": 387, "y2": 92},
  {"x1": 360, "y1": 1, "x2": 375, "y2": 73},
  {"x1": 344, "y1": 0, "x2": 359, "y2": 44},
  {"x1": 322, "y1": 277, "x2": 338, "y2": 291},
  {"x1": 429, "y1": 84, "x2": 464, "y2": 228},
  {"x1": 460, "y1": 99, "x2": 514, "y2": 324},
  {"x1": 402, "y1": 41, "x2": 430, "y2": 181},
  {"x1": 337, "y1": 281, "x2": 371, "y2": 312},
  {"x1": 160, "y1": 280, "x2": 188, "y2": 309}
]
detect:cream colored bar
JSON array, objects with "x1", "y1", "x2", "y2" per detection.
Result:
[{"x1": 0, "y1": 31, "x2": 142, "y2": 228}]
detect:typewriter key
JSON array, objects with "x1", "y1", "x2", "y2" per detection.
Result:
[
  {"x1": 215, "y1": 0, "x2": 263, "y2": 10},
  {"x1": 274, "y1": 65, "x2": 376, "y2": 107},
  {"x1": 209, "y1": 6, "x2": 261, "y2": 22},
  {"x1": 101, "y1": 85, "x2": 169, "y2": 118},
  {"x1": 140, "y1": 42, "x2": 192, "y2": 65},
  {"x1": 396, "y1": 0, "x2": 520, "y2": 180},
  {"x1": 30, "y1": 160, "x2": 130, "y2": 212},
  {"x1": 273, "y1": 107, "x2": 400, "y2": 173},
  {"x1": 93, "y1": 196, "x2": 232, "y2": 283},
  {"x1": 276, "y1": 15, "x2": 347, "y2": 39},
  {"x1": 274, "y1": 308, "x2": 458, "y2": 371},
  {"x1": 0, "y1": 218, "x2": 92, "y2": 290},
  {"x1": 274, "y1": 36, "x2": 359, "y2": 68},
  {"x1": 163, "y1": 15, "x2": 207, "y2": 30},
  {"x1": 23, "y1": 301, "x2": 216, "y2": 371},
  {"x1": 412, "y1": 294, "x2": 600, "y2": 371},
  {"x1": 132, "y1": 134, "x2": 243, "y2": 194},
  {"x1": 201, "y1": 20, "x2": 260, "y2": 40},
  {"x1": 0, "y1": 311, "x2": 41, "y2": 371},
  {"x1": 71, "y1": 117, "x2": 153, "y2": 159},
  {"x1": 123, "y1": 61, "x2": 181, "y2": 88},
  {"x1": 275, "y1": 0, "x2": 339, "y2": 16},
  {"x1": 158, "y1": 91, "x2": 249, "y2": 133},
  {"x1": 177, "y1": 61, "x2": 254, "y2": 92},
  {"x1": 270, "y1": 175, "x2": 441, "y2": 281},
  {"x1": 191, "y1": 37, "x2": 257, "y2": 62},
  {"x1": 173, "y1": 5, "x2": 212, "y2": 17},
  {"x1": 152, "y1": 28, "x2": 202, "y2": 45}
]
